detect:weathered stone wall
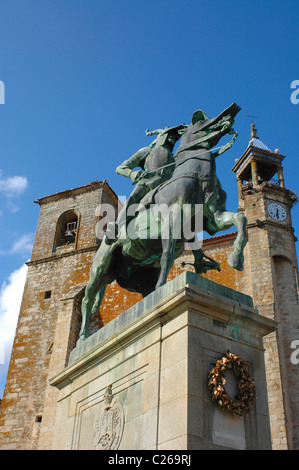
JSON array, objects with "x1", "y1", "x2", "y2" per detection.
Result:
[{"x1": 0, "y1": 182, "x2": 120, "y2": 449}]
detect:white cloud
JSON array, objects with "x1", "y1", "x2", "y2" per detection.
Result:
[
  {"x1": 0, "y1": 233, "x2": 34, "y2": 257},
  {"x1": 0, "y1": 264, "x2": 27, "y2": 396},
  {"x1": 0, "y1": 171, "x2": 28, "y2": 197},
  {"x1": 0, "y1": 265, "x2": 27, "y2": 343},
  {"x1": 6, "y1": 201, "x2": 21, "y2": 213},
  {"x1": 10, "y1": 233, "x2": 34, "y2": 256}
]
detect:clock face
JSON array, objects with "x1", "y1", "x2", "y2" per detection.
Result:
[{"x1": 267, "y1": 202, "x2": 287, "y2": 222}]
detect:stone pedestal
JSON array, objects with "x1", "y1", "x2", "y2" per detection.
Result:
[{"x1": 50, "y1": 272, "x2": 275, "y2": 450}]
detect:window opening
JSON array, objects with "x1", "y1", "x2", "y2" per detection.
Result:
[{"x1": 54, "y1": 210, "x2": 79, "y2": 250}]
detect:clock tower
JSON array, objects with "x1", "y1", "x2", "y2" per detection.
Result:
[{"x1": 232, "y1": 123, "x2": 299, "y2": 450}]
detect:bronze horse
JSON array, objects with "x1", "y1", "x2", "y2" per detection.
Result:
[{"x1": 78, "y1": 103, "x2": 246, "y2": 342}]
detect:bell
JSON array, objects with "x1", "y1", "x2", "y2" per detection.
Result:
[{"x1": 65, "y1": 230, "x2": 75, "y2": 238}]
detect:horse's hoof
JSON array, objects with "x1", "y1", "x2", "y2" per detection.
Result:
[{"x1": 228, "y1": 252, "x2": 244, "y2": 271}]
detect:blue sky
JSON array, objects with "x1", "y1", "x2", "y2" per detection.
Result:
[{"x1": 0, "y1": 0, "x2": 298, "y2": 396}]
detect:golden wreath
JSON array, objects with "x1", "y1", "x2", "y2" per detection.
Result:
[{"x1": 208, "y1": 352, "x2": 256, "y2": 416}]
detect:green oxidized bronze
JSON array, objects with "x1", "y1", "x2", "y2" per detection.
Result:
[
  {"x1": 78, "y1": 103, "x2": 246, "y2": 342},
  {"x1": 112, "y1": 123, "x2": 186, "y2": 235}
]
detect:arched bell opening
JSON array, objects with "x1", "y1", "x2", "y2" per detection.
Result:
[{"x1": 53, "y1": 210, "x2": 79, "y2": 252}]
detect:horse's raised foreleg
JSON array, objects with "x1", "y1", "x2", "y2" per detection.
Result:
[{"x1": 212, "y1": 210, "x2": 247, "y2": 271}]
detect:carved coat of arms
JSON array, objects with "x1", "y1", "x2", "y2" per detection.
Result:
[{"x1": 93, "y1": 385, "x2": 124, "y2": 450}]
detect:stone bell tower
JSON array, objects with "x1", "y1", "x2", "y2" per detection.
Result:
[
  {"x1": 0, "y1": 181, "x2": 121, "y2": 450},
  {"x1": 232, "y1": 123, "x2": 299, "y2": 450}
]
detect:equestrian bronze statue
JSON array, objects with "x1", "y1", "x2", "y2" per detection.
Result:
[{"x1": 78, "y1": 103, "x2": 247, "y2": 342}]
